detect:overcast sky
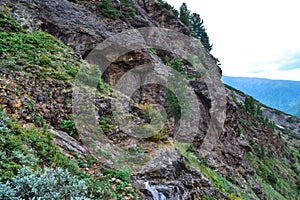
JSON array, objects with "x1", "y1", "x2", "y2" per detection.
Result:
[{"x1": 166, "y1": 0, "x2": 300, "y2": 81}]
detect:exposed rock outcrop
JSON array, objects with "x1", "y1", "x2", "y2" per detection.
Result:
[{"x1": 1, "y1": 0, "x2": 299, "y2": 199}]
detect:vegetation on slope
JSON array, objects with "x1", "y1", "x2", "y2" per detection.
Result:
[
  {"x1": 223, "y1": 76, "x2": 300, "y2": 117},
  {"x1": 0, "y1": 9, "x2": 137, "y2": 199},
  {"x1": 0, "y1": 11, "x2": 80, "y2": 81},
  {"x1": 1, "y1": 1, "x2": 299, "y2": 199},
  {"x1": 229, "y1": 86, "x2": 300, "y2": 199}
]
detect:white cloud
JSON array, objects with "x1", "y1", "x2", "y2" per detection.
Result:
[
  {"x1": 249, "y1": 68, "x2": 300, "y2": 81},
  {"x1": 166, "y1": 0, "x2": 300, "y2": 81}
]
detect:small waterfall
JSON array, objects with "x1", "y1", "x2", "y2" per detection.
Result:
[{"x1": 144, "y1": 182, "x2": 167, "y2": 200}]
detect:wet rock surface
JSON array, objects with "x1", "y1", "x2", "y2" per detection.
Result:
[{"x1": 133, "y1": 150, "x2": 221, "y2": 200}]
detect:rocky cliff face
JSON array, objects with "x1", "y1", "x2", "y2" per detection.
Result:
[{"x1": 0, "y1": 0, "x2": 299, "y2": 199}]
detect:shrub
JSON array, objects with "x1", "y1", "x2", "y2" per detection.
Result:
[
  {"x1": 0, "y1": 111, "x2": 10, "y2": 130},
  {"x1": 11, "y1": 150, "x2": 38, "y2": 166},
  {"x1": 60, "y1": 119, "x2": 76, "y2": 136},
  {"x1": 151, "y1": 126, "x2": 169, "y2": 142},
  {"x1": 296, "y1": 178, "x2": 300, "y2": 191},
  {"x1": 185, "y1": 144, "x2": 194, "y2": 153},
  {"x1": 99, "y1": 116, "x2": 115, "y2": 133},
  {"x1": 0, "y1": 167, "x2": 88, "y2": 200},
  {"x1": 98, "y1": 0, "x2": 120, "y2": 19},
  {"x1": 236, "y1": 124, "x2": 242, "y2": 137},
  {"x1": 267, "y1": 173, "x2": 277, "y2": 185},
  {"x1": 120, "y1": 0, "x2": 136, "y2": 18},
  {"x1": 0, "y1": 181, "x2": 16, "y2": 200},
  {"x1": 0, "y1": 10, "x2": 80, "y2": 80}
]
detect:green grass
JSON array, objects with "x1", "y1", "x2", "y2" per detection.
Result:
[
  {"x1": 0, "y1": 111, "x2": 80, "y2": 181},
  {"x1": 176, "y1": 144, "x2": 259, "y2": 199},
  {"x1": 0, "y1": 11, "x2": 80, "y2": 81},
  {"x1": 245, "y1": 152, "x2": 300, "y2": 199},
  {"x1": 257, "y1": 176, "x2": 288, "y2": 200},
  {"x1": 0, "y1": 11, "x2": 138, "y2": 199},
  {"x1": 0, "y1": 110, "x2": 138, "y2": 199}
]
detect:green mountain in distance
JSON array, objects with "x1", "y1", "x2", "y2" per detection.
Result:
[{"x1": 222, "y1": 76, "x2": 300, "y2": 117}]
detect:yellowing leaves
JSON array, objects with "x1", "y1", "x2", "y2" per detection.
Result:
[{"x1": 13, "y1": 99, "x2": 22, "y2": 108}]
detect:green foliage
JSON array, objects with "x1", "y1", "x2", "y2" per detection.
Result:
[
  {"x1": 245, "y1": 152, "x2": 299, "y2": 199},
  {"x1": 103, "y1": 168, "x2": 131, "y2": 183},
  {"x1": 256, "y1": 104, "x2": 263, "y2": 118},
  {"x1": 185, "y1": 144, "x2": 194, "y2": 153},
  {"x1": 190, "y1": 13, "x2": 212, "y2": 51},
  {"x1": 243, "y1": 96, "x2": 276, "y2": 129},
  {"x1": 23, "y1": 99, "x2": 45, "y2": 127},
  {"x1": 133, "y1": 123, "x2": 156, "y2": 139},
  {"x1": 155, "y1": 0, "x2": 179, "y2": 17},
  {"x1": 97, "y1": 79, "x2": 112, "y2": 93},
  {"x1": 0, "y1": 11, "x2": 139, "y2": 200},
  {"x1": 99, "y1": 116, "x2": 115, "y2": 133},
  {"x1": 151, "y1": 126, "x2": 169, "y2": 142},
  {"x1": 179, "y1": 3, "x2": 191, "y2": 28},
  {"x1": 0, "y1": 111, "x2": 80, "y2": 181},
  {"x1": 76, "y1": 63, "x2": 112, "y2": 93},
  {"x1": 286, "y1": 116, "x2": 297, "y2": 123},
  {"x1": 181, "y1": 149, "x2": 256, "y2": 199},
  {"x1": 0, "y1": 11, "x2": 80, "y2": 80},
  {"x1": 98, "y1": 0, "x2": 120, "y2": 19},
  {"x1": 0, "y1": 31, "x2": 78, "y2": 79},
  {"x1": 0, "y1": 167, "x2": 88, "y2": 200},
  {"x1": 77, "y1": 64, "x2": 101, "y2": 87},
  {"x1": 147, "y1": 46, "x2": 157, "y2": 55},
  {"x1": 11, "y1": 150, "x2": 38, "y2": 166},
  {"x1": 138, "y1": 104, "x2": 168, "y2": 141},
  {"x1": 101, "y1": 168, "x2": 137, "y2": 199},
  {"x1": 0, "y1": 8, "x2": 20, "y2": 32},
  {"x1": 236, "y1": 124, "x2": 242, "y2": 137},
  {"x1": 60, "y1": 120, "x2": 76, "y2": 136},
  {"x1": 140, "y1": 104, "x2": 166, "y2": 129},
  {"x1": 259, "y1": 143, "x2": 265, "y2": 158},
  {"x1": 267, "y1": 173, "x2": 277, "y2": 185},
  {"x1": 165, "y1": 59, "x2": 191, "y2": 120},
  {"x1": 244, "y1": 96, "x2": 256, "y2": 115},
  {"x1": 296, "y1": 178, "x2": 300, "y2": 191},
  {"x1": 120, "y1": 0, "x2": 136, "y2": 18},
  {"x1": 178, "y1": 3, "x2": 213, "y2": 51},
  {"x1": 257, "y1": 176, "x2": 288, "y2": 200},
  {"x1": 0, "y1": 111, "x2": 138, "y2": 199},
  {"x1": 125, "y1": 145, "x2": 150, "y2": 164}
]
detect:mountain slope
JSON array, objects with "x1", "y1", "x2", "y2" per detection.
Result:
[
  {"x1": 222, "y1": 76, "x2": 300, "y2": 116},
  {"x1": 0, "y1": 0, "x2": 299, "y2": 199}
]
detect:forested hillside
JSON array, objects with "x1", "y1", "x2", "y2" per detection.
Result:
[{"x1": 223, "y1": 76, "x2": 300, "y2": 117}]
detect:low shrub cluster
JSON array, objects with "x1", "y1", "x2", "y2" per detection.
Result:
[{"x1": 0, "y1": 167, "x2": 88, "y2": 200}]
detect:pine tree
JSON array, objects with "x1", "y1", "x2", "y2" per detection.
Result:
[
  {"x1": 256, "y1": 104, "x2": 262, "y2": 116},
  {"x1": 244, "y1": 96, "x2": 255, "y2": 115},
  {"x1": 179, "y1": 3, "x2": 191, "y2": 28},
  {"x1": 190, "y1": 13, "x2": 212, "y2": 51}
]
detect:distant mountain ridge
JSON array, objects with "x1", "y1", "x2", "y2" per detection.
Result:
[{"x1": 222, "y1": 76, "x2": 300, "y2": 116}]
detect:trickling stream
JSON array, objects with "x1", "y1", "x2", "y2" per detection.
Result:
[{"x1": 144, "y1": 182, "x2": 167, "y2": 200}]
